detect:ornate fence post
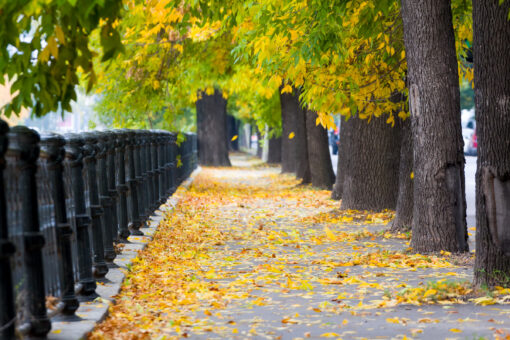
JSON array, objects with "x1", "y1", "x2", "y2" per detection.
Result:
[
  {"x1": 152, "y1": 132, "x2": 160, "y2": 208},
  {"x1": 168, "y1": 132, "x2": 177, "y2": 194},
  {"x1": 94, "y1": 132, "x2": 116, "y2": 262},
  {"x1": 141, "y1": 131, "x2": 152, "y2": 218},
  {"x1": 82, "y1": 133, "x2": 108, "y2": 277},
  {"x1": 40, "y1": 133, "x2": 80, "y2": 315},
  {"x1": 64, "y1": 133, "x2": 96, "y2": 296},
  {"x1": 147, "y1": 132, "x2": 156, "y2": 212},
  {"x1": 105, "y1": 131, "x2": 120, "y2": 243},
  {"x1": 133, "y1": 131, "x2": 146, "y2": 227},
  {"x1": 113, "y1": 130, "x2": 130, "y2": 241},
  {"x1": 6, "y1": 126, "x2": 51, "y2": 337},
  {"x1": 125, "y1": 130, "x2": 143, "y2": 235},
  {"x1": 184, "y1": 133, "x2": 190, "y2": 178},
  {"x1": 143, "y1": 131, "x2": 152, "y2": 217},
  {"x1": 191, "y1": 133, "x2": 197, "y2": 172},
  {"x1": 150, "y1": 132, "x2": 159, "y2": 210},
  {"x1": 157, "y1": 131, "x2": 166, "y2": 205},
  {"x1": 177, "y1": 135, "x2": 184, "y2": 183},
  {"x1": 0, "y1": 120, "x2": 16, "y2": 340}
]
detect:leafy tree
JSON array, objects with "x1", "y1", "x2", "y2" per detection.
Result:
[{"x1": 0, "y1": 0, "x2": 123, "y2": 117}]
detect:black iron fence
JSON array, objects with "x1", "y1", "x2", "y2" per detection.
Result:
[{"x1": 0, "y1": 125, "x2": 197, "y2": 339}]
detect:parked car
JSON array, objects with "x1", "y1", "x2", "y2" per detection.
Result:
[
  {"x1": 465, "y1": 128, "x2": 477, "y2": 156},
  {"x1": 329, "y1": 129, "x2": 339, "y2": 154}
]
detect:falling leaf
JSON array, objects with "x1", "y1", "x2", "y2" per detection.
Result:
[
  {"x1": 231, "y1": 135, "x2": 238, "y2": 141},
  {"x1": 288, "y1": 132, "x2": 295, "y2": 139}
]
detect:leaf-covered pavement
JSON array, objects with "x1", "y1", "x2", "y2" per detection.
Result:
[{"x1": 90, "y1": 154, "x2": 510, "y2": 340}]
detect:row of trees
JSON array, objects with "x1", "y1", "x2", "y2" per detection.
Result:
[{"x1": 1, "y1": 1, "x2": 509, "y2": 287}]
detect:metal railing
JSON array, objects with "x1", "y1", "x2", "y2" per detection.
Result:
[{"x1": 0, "y1": 125, "x2": 197, "y2": 339}]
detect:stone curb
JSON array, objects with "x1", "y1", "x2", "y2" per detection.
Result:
[{"x1": 48, "y1": 167, "x2": 202, "y2": 340}]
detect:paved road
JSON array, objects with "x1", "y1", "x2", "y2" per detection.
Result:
[{"x1": 330, "y1": 150, "x2": 477, "y2": 227}]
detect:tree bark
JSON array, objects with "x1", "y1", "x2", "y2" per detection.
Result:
[
  {"x1": 473, "y1": 0, "x2": 510, "y2": 287},
  {"x1": 401, "y1": 0, "x2": 468, "y2": 253},
  {"x1": 391, "y1": 117, "x2": 414, "y2": 232},
  {"x1": 267, "y1": 136, "x2": 282, "y2": 164},
  {"x1": 332, "y1": 116, "x2": 351, "y2": 200},
  {"x1": 196, "y1": 89, "x2": 231, "y2": 166},
  {"x1": 280, "y1": 88, "x2": 298, "y2": 173},
  {"x1": 227, "y1": 115, "x2": 239, "y2": 151},
  {"x1": 295, "y1": 94, "x2": 311, "y2": 183},
  {"x1": 305, "y1": 110, "x2": 335, "y2": 189},
  {"x1": 341, "y1": 114, "x2": 401, "y2": 211}
]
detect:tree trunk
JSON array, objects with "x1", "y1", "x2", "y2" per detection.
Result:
[
  {"x1": 295, "y1": 93, "x2": 311, "y2": 183},
  {"x1": 256, "y1": 127, "x2": 263, "y2": 158},
  {"x1": 196, "y1": 89, "x2": 231, "y2": 166},
  {"x1": 332, "y1": 116, "x2": 351, "y2": 200},
  {"x1": 401, "y1": 0, "x2": 468, "y2": 252},
  {"x1": 473, "y1": 0, "x2": 510, "y2": 287},
  {"x1": 227, "y1": 115, "x2": 239, "y2": 151},
  {"x1": 280, "y1": 88, "x2": 298, "y2": 173},
  {"x1": 267, "y1": 136, "x2": 282, "y2": 164},
  {"x1": 391, "y1": 117, "x2": 414, "y2": 232},
  {"x1": 305, "y1": 110, "x2": 335, "y2": 189},
  {"x1": 341, "y1": 114, "x2": 401, "y2": 211}
]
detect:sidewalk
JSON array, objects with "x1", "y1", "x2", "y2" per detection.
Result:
[{"x1": 89, "y1": 154, "x2": 510, "y2": 340}]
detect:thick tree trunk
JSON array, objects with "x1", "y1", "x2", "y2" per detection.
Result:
[
  {"x1": 280, "y1": 88, "x2": 298, "y2": 173},
  {"x1": 305, "y1": 110, "x2": 335, "y2": 189},
  {"x1": 267, "y1": 136, "x2": 282, "y2": 164},
  {"x1": 332, "y1": 116, "x2": 351, "y2": 200},
  {"x1": 341, "y1": 114, "x2": 401, "y2": 211},
  {"x1": 256, "y1": 127, "x2": 263, "y2": 158},
  {"x1": 196, "y1": 89, "x2": 231, "y2": 166},
  {"x1": 391, "y1": 117, "x2": 414, "y2": 232},
  {"x1": 401, "y1": 0, "x2": 468, "y2": 252},
  {"x1": 295, "y1": 94, "x2": 311, "y2": 183},
  {"x1": 227, "y1": 115, "x2": 239, "y2": 151},
  {"x1": 473, "y1": 0, "x2": 510, "y2": 287}
]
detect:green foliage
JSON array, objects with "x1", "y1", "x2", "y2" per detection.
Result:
[{"x1": 0, "y1": 0, "x2": 123, "y2": 117}]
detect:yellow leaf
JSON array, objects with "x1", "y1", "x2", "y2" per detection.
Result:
[
  {"x1": 423, "y1": 289, "x2": 437, "y2": 298},
  {"x1": 288, "y1": 132, "x2": 295, "y2": 139},
  {"x1": 449, "y1": 328, "x2": 462, "y2": 333},
  {"x1": 232, "y1": 328, "x2": 238, "y2": 334},
  {"x1": 204, "y1": 310, "x2": 212, "y2": 316},
  {"x1": 410, "y1": 172, "x2": 414, "y2": 179},
  {"x1": 324, "y1": 227, "x2": 336, "y2": 241},
  {"x1": 55, "y1": 26, "x2": 65, "y2": 44},
  {"x1": 231, "y1": 135, "x2": 238, "y2": 141},
  {"x1": 174, "y1": 44, "x2": 183, "y2": 53},
  {"x1": 320, "y1": 333, "x2": 340, "y2": 338},
  {"x1": 39, "y1": 45, "x2": 50, "y2": 62},
  {"x1": 386, "y1": 317, "x2": 400, "y2": 324},
  {"x1": 47, "y1": 36, "x2": 58, "y2": 59},
  {"x1": 470, "y1": 296, "x2": 496, "y2": 306},
  {"x1": 51, "y1": 330, "x2": 62, "y2": 334},
  {"x1": 386, "y1": 115, "x2": 395, "y2": 127},
  {"x1": 281, "y1": 84, "x2": 293, "y2": 94},
  {"x1": 152, "y1": 80, "x2": 160, "y2": 90}
]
